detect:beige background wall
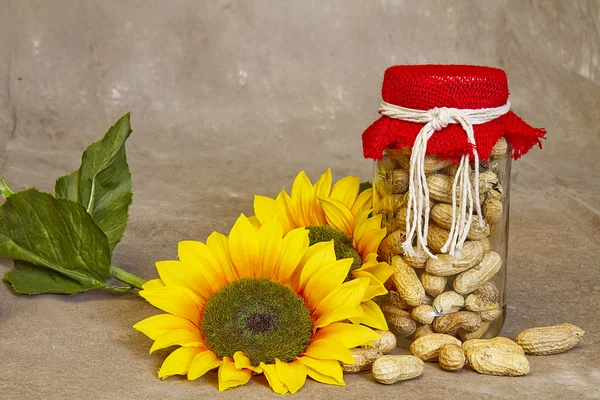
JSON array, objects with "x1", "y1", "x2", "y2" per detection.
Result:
[{"x1": 1, "y1": 1, "x2": 599, "y2": 399}]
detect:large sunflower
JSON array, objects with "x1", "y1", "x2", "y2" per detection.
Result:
[
  {"x1": 134, "y1": 214, "x2": 380, "y2": 394},
  {"x1": 253, "y1": 169, "x2": 394, "y2": 330}
]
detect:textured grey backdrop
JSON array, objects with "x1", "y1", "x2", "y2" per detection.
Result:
[{"x1": 1, "y1": 1, "x2": 599, "y2": 399}]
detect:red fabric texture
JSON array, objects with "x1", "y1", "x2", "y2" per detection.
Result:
[{"x1": 362, "y1": 65, "x2": 546, "y2": 162}]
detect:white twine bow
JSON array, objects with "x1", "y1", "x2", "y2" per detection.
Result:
[{"x1": 378, "y1": 100, "x2": 511, "y2": 258}]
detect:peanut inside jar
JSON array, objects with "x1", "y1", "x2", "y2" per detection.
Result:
[{"x1": 375, "y1": 142, "x2": 509, "y2": 342}]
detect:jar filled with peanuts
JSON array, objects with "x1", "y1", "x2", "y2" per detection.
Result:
[{"x1": 362, "y1": 65, "x2": 546, "y2": 343}]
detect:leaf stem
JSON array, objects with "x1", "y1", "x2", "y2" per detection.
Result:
[
  {"x1": 110, "y1": 265, "x2": 146, "y2": 290},
  {"x1": 0, "y1": 177, "x2": 14, "y2": 198}
]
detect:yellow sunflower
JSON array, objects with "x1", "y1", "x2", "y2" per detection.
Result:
[
  {"x1": 134, "y1": 214, "x2": 380, "y2": 394},
  {"x1": 253, "y1": 169, "x2": 394, "y2": 330}
]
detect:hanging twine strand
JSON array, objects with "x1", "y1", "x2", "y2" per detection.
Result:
[{"x1": 378, "y1": 100, "x2": 511, "y2": 259}]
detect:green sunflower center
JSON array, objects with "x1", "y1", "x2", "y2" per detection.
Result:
[
  {"x1": 201, "y1": 278, "x2": 313, "y2": 366},
  {"x1": 307, "y1": 225, "x2": 362, "y2": 281}
]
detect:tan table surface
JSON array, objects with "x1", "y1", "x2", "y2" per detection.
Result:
[{"x1": 1, "y1": 1, "x2": 599, "y2": 399}]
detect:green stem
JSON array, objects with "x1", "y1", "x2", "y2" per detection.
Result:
[
  {"x1": 0, "y1": 177, "x2": 14, "y2": 198},
  {"x1": 110, "y1": 265, "x2": 146, "y2": 290}
]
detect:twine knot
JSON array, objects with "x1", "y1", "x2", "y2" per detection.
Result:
[{"x1": 428, "y1": 107, "x2": 453, "y2": 131}]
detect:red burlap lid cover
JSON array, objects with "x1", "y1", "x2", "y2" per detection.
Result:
[{"x1": 362, "y1": 65, "x2": 546, "y2": 161}]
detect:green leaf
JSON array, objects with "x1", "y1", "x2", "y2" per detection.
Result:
[
  {"x1": 5, "y1": 260, "x2": 103, "y2": 294},
  {"x1": 5, "y1": 261, "x2": 132, "y2": 294},
  {"x1": 55, "y1": 113, "x2": 133, "y2": 251},
  {"x1": 85, "y1": 146, "x2": 132, "y2": 251},
  {"x1": 0, "y1": 189, "x2": 113, "y2": 290},
  {"x1": 0, "y1": 177, "x2": 14, "y2": 198},
  {"x1": 55, "y1": 170, "x2": 79, "y2": 202}
]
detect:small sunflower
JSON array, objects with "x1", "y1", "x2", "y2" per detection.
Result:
[
  {"x1": 134, "y1": 214, "x2": 380, "y2": 394},
  {"x1": 253, "y1": 169, "x2": 395, "y2": 330}
]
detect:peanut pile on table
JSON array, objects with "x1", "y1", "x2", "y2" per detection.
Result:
[{"x1": 342, "y1": 324, "x2": 584, "y2": 384}]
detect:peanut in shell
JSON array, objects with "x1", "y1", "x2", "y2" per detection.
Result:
[
  {"x1": 372, "y1": 355, "x2": 424, "y2": 384},
  {"x1": 515, "y1": 323, "x2": 585, "y2": 355},
  {"x1": 391, "y1": 256, "x2": 426, "y2": 306},
  {"x1": 410, "y1": 333, "x2": 462, "y2": 361},
  {"x1": 453, "y1": 251, "x2": 502, "y2": 295},
  {"x1": 438, "y1": 343, "x2": 466, "y2": 372}
]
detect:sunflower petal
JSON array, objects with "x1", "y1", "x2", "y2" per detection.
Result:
[
  {"x1": 139, "y1": 287, "x2": 201, "y2": 325},
  {"x1": 355, "y1": 255, "x2": 395, "y2": 285},
  {"x1": 256, "y1": 217, "x2": 283, "y2": 279},
  {"x1": 353, "y1": 208, "x2": 372, "y2": 229},
  {"x1": 351, "y1": 188, "x2": 373, "y2": 216},
  {"x1": 133, "y1": 314, "x2": 199, "y2": 341},
  {"x1": 290, "y1": 171, "x2": 317, "y2": 227},
  {"x1": 228, "y1": 214, "x2": 261, "y2": 278},
  {"x1": 155, "y1": 260, "x2": 212, "y2": 302},
  {"x1": 188, "y1": 350, "x2": 222, "y2": 380},
  {"x1": 319, "y1": 197, "x2": 355, "y2": 237},
  {"x1": 314, "y1": 168, "x2": 333, "y2": 199},
  {"x1": 206, "y1": 231, "x2": 239, "y2": 283},
  {"x1": 353, "y1": 211, "x2": 387, "y2": 257},
  {"x1": 247, "y1": 215, "x2": 262, "y2": 229},
  {"x1": 276, "y1": 227, "x2": 310, "y2": 284},
  {"x1": 178, "y1": 241, "x2": 227, "y2": 293},
  {"x1": 260, "y1": 362, "x2": 288, "y2": 395},
  {"x1": 142, "y1": 279, "x2": 164, "y2": 289},
  {"x1": 158, "y1": 347, "x2": 202, "y2": 379},
  {"x1": 313, "y1": 307, "x2": 364, "y2": 330},
  {"x1": 352, "y1": 300, "x2": 389, "y2": 330},
  {"x1": 254, "y1": 194, "x2": 295, "y2": 233},
  {"x1": 254, "y1": 195, "x2": 278, "y2": 223},
  {"x1": 233, "y1": 351, "x2": 262, "y2": 373},
  {"x1": 149, "y1": 329, "x2": 204, "y2": 354},
  {"x1": 296, "y1": 241, "x2": 337, "y2": 292},
  {"x1": 355, "y1": 227, "x2": 387, "y2": 258},
  {"x1": 313, "y1": 322, "x2": 381, "y2": 348},
  {"x1": 275, "y1": 359, "x2": 307, "y2": 395},
  {"x1": 303, "y1": 339, "x2": 355, "y2": 364},
  {"x1": 218, "y1": 357, "x2": 253, "y2": 391},
  {"x1": 303, "y1": 258, "x2": 353, "y2": 310},
  {"x1": 276, "y1": 190, "x2": 297, "y2": 234},
  {"x1": 356, "y1": 210, "x2": 383, "y2": 234},
  {"x1": 360, "y1": 251, "x2": 379, "y2": 266},
  {"x1": 312, "y1": 169, "x2": 332, "y2": 224},
  {"x1": 297, "y1": 357, "x2": 344, "y2": 386},
  {"x1": 313, "y1": 277, "x2": 369, "y2": 320},
  {"x1": 330, "y1": 175, "x2": 360, "y2": 210},
  {"x1": 353, "y1": 270, "x2": 389, "y2": 301}
]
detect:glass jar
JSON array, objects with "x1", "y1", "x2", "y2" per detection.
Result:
[
  {"x1": 374, "y1": 140, "x2": 511, "y2": 342},
  {"x1": 361, "y1": 65, "x2": 545, "y2": 346}
]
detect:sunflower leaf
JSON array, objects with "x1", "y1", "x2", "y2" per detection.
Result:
[
  {"x1": 0, "y1": 189, "x2": 113, "y2": 292},
  {"x1": 0, "y1": 177, "x2": 15, "y2": 198},
  {"x1": 55, "y1": 169, "x2": 79, "y2": 202},
  {"x1": 55, "y1": 113, "x2": 133, "y2": 252},
  {"x1": 5, "y1": 260, "x2": 104, "y2": 294},
  {"x1": 5, "y1": 261, "x2": 133, "y2": 294}
]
